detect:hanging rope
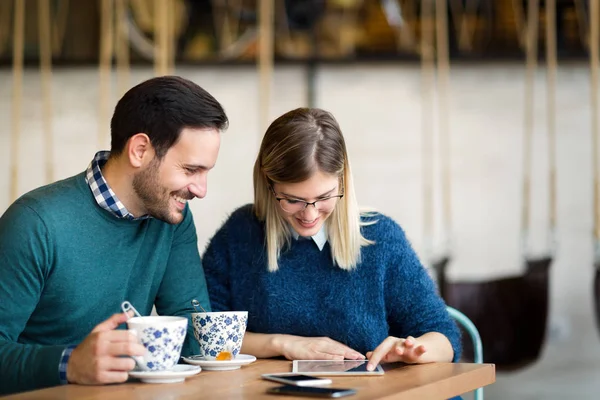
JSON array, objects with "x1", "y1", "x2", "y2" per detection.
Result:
[
  {"x1": 591, "y1": 0, "x2": 600, "y2": 245},
  {"x1": 10, "y1": 0, "x2": 25, "y2": 202},
  {"x1": 0, "y1": 1, "x2": 12, "y2": 56},
  {"x1": 154, "y1": 0, "x2": 170, "y2": 76},
  {"x1": 338, "y1": 4, "x2": 359, "y2": 57},
  {"x1": 167, "y1": 0, "x2": 176, "y2": 72},
  {"x1": 258, "y1": 0, "x2": 275, "y2": 135},
  {"x1": 546, "y1": 0, "x2": 557, "y2": 247},
  {"x1": 521, "y1": 0, "x2": 539, "y2": 249},
  {"x1": 574, "y1": 0, "x2": 590, "y2": 51},
  {"x1": 512, "y1": 0, "x2": 528, "y2": 50},
  {"x1": 116, "y1": 0, "x2": 130, "y2": 96},
  {"x1": 436, "y1": 0, "x2": 451, "y2": 252},
  {"x1": 592, "y1": 0, "x2": 600, "y2": 336},
  {"x1": 98, "y1": 0, "x2": 114, "y2": 150},
  {"x1": 448, "y1": 0, "x2": 479, "y2": 52},
  {"x1": 398, "y1": 0, "x2": 417, "y2": 52},
  {"x1": 169, "y1": 0, "x2": 177, "y2": 74},
  {"x1": 421, "y1": 0, "x2": 435, "y2": 261},
  {"x1": 51, "y1": 0, "x2": 70, "y2": 57},
  {"x1": 39, "y1": 0, "x2": 54, "y2": 185},
  {"x1": 212, "y1": 0, "x2": 233, "y2": 52}
]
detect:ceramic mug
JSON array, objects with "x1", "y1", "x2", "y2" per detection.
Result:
[
  {"x1": 122, "y1": 301, "x2": 188, "y2": 371},
  {"x1": 191, "y1": 311, "x2": 248, "y2": 361}
]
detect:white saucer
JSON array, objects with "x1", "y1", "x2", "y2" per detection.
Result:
[
  {"x1": 182, "y1": 354, "x2": 257, "y2": 371},
  {"x1": 129, "y1": 364, "x2": 201, "y2": 383}
]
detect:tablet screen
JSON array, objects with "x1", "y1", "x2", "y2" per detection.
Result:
[{"x1": 292, "y1": 360, "x2": 385, "y2": 376}]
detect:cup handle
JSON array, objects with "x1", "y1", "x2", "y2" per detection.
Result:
[{"x1": 128, "y1": 330, "x2": 148, "y2": 370}]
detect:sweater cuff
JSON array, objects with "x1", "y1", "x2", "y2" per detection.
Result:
[{"x1": 58, "y1": 345, "x2": 76, "y2": 384}]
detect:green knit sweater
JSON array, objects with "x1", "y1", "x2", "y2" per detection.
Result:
[{"x1": 0, "y1": 172, "x2": 211, "y2": 395}]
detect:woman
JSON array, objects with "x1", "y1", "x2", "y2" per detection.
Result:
[{"x1": 202, "y1": 108, "x2": 461, "y2": 369}]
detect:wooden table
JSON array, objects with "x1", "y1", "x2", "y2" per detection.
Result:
[{"x1": 4, "y1": 360, "x2": 495, "y2": 400}]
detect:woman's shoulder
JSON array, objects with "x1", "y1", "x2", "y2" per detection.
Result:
[
  {"x1": 359, "y1": 211, "x2": 422, "y2": 274},
  {"x1": 227, "y1": 203, "x2": 255, "y2": 219},
  {"x1": 360, "y1": 210, "x2": 407, "y2": 241},
  {"x1": 221, "y1": 204, "x2": 261, "y2": 229},
  {"x1": 206, "y1": 204, "x2": 263, "y2": 250}
]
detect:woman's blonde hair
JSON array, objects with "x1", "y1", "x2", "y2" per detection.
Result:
[{"x1": 253, "y1": 107, "x2": 373, "y2": 272}]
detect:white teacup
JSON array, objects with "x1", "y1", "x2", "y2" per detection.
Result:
[
  {"x1": 122, "y1": 302, "x2": 188, "y2": 372},
  {"x1": 191, "y1": 311, "x2": 248, "y2": 361}
]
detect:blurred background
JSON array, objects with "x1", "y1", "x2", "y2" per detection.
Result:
[{"x1": 1, "y1": 0, "x2": 600, "y2": 398}]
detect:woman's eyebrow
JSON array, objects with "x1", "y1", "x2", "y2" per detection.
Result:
[{"x1": 280, "y1": 187, "x2": 336, "y2": 200}]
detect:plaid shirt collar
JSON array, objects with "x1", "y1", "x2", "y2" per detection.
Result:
[{"x1": 85, "y1": 151, "x2": 150, "y2": 220}]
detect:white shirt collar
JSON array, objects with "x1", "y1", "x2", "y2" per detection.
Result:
[{"x1": 290, "y1": 224, "x2": 328, "y2": 251}]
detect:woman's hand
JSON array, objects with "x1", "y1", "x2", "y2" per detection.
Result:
[
  {"x1": 366, "y1": 332, "x2": 453, "y2": 371},
  {"x1": 365, "y1": 336, "x2": 426, "y2": 370},
  {"x1": 278, "y1": 335, "x2": 365, "y2": 361}
]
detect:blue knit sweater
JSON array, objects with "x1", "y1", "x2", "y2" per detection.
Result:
[{"x1": 203, "y1": 205, "x2": 461, "y2": 361}]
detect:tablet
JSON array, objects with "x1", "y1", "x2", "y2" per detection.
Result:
[{"x1": 292, "y1": 360, "x2": 385, "y2": 376}]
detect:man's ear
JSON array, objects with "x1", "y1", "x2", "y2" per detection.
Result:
[{"x1": 126, "y1": 133, "x2": 153, "y2": 168}]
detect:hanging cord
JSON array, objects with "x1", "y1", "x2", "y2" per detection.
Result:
[
  {"x1": 388, "y1": 0, "x2": 416, "y2": 52},
  {"x1": 51, "y1": 0, "x2": 69, "y2": 57},
  {"x1": 448, "y1": 0, "x2": 479, "y2": 52},
  {"x1": 258, "y1": 0, "x2": 274, "y2": 136},
  {"x1": 436, "y1": 0, "x2": 451, "y2": 256},
  {"x1": 546, "y1": 0, "x2": 557, "y2": 255},
  {"x1": 154, "y1": 0, "x2": 169, "y2": 76},
  {"x1": 212, "y1": 0, "x2": 244, "y2": 53},
  {"x1": 115, "y1": 0, "x2": 130, "y2": 96},
  {"x1": 167, "y1": 0, "x2": 176, "y2": 73},
  {"x1": 512, "y1": 0, "x2": 528, "y2": 50},
  {"x1": 521, "y1": 0, "x2": 539, "y2": 256},
  {"x1": 421, "y1": 0, "x2": 436, "y2": 264},
  {"x1": 39, "y1": 0, "x2": 54, "y2": 185},
  {"x1": 591, "y1": 0, "x2": 600, "y2": 262},
  {"x1": 10, "y1": 0, "x2": 25, "y2": 202},
  {"x1": 98, "y1": 0, "x2": 114, "y2": 150},
  {"x1": 574, "y1": 0, "x2": 590, "y2": 51},
  {"x1": 0, "y1": 1, "x2": 13, "y2": 56}
]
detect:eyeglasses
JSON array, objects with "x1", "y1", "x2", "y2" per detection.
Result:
[{"x1": 271, "y1": 187, "x2": 344, "y2": 214}]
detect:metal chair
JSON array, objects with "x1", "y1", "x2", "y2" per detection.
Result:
[{"x1": 447, "y1": 306, "x2": 484, "y2": 400}]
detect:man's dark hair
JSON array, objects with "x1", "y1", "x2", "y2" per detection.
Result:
[{"x1": 110, "y1": 76, "x2": 228, "y2": 158}]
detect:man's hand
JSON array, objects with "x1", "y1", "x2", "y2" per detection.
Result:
[{"x1": 66, "y1": 313, "x2": 146, "y2": 385}]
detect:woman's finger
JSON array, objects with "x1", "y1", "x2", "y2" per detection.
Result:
[
  {"x1": 414, "y1": 345, "x2": 427, "y2": 356},
  {"x1": 366, "y1": 337, "x2": 398, "y2": 371},
  {"x1": 394, "y1": 343, "x2": 405, "y2": 357}
]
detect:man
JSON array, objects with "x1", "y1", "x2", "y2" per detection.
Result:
[{"x1": 0, "y1": 76, "x2": 228, "y2": 394}]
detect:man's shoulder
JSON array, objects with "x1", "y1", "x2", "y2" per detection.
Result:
[
  {"x1": 13, "y1": 172, "x2": 87, "y2": 217},
  {"x1": 0, "y1": 173, "x2": 88, "y2": 245}
]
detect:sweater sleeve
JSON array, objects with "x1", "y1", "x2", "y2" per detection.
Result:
[
  {"x1": 0, "y1": 203, "x2": 67, "y2": 395},
  {"x1": 380, "y1": 217, "x2": 462, "y2": 362},
  {"x1": 154, "y1": 205, "x2": 210, "y2": 357}
]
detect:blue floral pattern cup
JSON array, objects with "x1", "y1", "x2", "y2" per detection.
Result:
[
  {"x1": 126, "y1": 316, "x2": 188, "y2": 371},
  {"x1": 191, "y1": 311, "x2": 248, "y2": 361}
]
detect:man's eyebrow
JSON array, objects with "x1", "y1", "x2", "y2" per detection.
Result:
[
  {"x1": 280, "y1": 187, "x2": 336, "y2": 200},
  {"x1": 183, "y1": 163, "x2": 211, "y2": 170}
]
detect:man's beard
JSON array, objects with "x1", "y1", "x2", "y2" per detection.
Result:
[{"x1": 132, "y1": 158, "x2": 186, "y2": 224}]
